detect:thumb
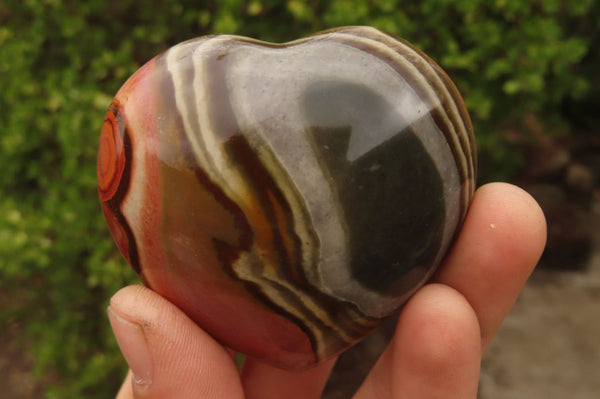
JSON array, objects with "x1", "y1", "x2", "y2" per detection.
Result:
[{"x1": 108, "y1": 285, "x2": 244, "y2": 398}]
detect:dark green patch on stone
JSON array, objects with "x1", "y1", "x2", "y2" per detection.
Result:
[{"x1": 303, "y1": 81, "x2": 445, "y2": 296}]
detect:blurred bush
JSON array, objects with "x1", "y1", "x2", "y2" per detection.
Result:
[{"x1": 0, "y1": 0, "x2": 597, "y2": 397}]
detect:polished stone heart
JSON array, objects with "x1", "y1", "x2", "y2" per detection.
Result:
[{"x1": 98, "y1": 26, "x2": 476, "y2": 369}]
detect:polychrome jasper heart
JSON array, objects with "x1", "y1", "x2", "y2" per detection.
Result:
[{"x1": 98, "y1": 26, "x2": 476, "y2": 369}]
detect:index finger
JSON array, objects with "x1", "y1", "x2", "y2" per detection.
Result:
[{"x1": 432, "y1": 182, "x2": 547, "y2": 349}]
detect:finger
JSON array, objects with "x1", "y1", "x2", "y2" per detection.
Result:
[
  {"x1": 355, "y1": 284, "x2": 481, "y2": 399},
  {"x1": 108, "y1": 285, "x2": 244, "y2": 399},
  {"x1": 433, "y1": 182, "x2": 546, "y2": 348},
  {"x1": 241, "y1": 356, "x2": 337, "y2": 399}
]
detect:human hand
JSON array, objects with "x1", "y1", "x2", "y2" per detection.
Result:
[{"x1": 108, "y1": 182, "x2": 546, "y2": 399}]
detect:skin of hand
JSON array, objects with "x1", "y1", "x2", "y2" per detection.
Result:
[{"x1": 108, "y1": 182, "x2": 547, "y2": 399}]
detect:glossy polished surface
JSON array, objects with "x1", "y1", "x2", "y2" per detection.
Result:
[{"x1": 98, "y1": 26, "x2": 476, "y2": 369}]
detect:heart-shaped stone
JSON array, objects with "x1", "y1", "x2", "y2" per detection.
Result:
[{"x1": 98, "y1": 26, "x2": 476, "y2": 369}]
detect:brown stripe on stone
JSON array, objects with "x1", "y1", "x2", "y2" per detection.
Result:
[
  {"x1": 224, "y1": 133, "x2": 345, "y2": 357},
  {"x1": 201, "y1": 47, "x2": 305, "y2": 284},
  {"x1": 430, "y1": 66, "x2": 476, "y2": 180},
  {"x1": 155, "y1": 51, "x2": 255, "y2": 260}
]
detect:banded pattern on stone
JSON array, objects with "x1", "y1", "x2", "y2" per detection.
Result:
[{"x1": 97, "y1": 26, "x2": 476, "y2": 369}]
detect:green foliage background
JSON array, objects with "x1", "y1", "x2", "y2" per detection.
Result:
[{"x1": 0, "y1": 0, "x2": 597, "y2": 397}]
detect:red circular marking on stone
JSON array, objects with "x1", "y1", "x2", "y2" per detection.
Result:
[{"x1": 97, "y1": 108, "x2": 126, "y2": 202}]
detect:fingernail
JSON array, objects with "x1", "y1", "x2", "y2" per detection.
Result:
[{"x1": 108, "y1": 306, "x2": 153, "y2": 387}]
